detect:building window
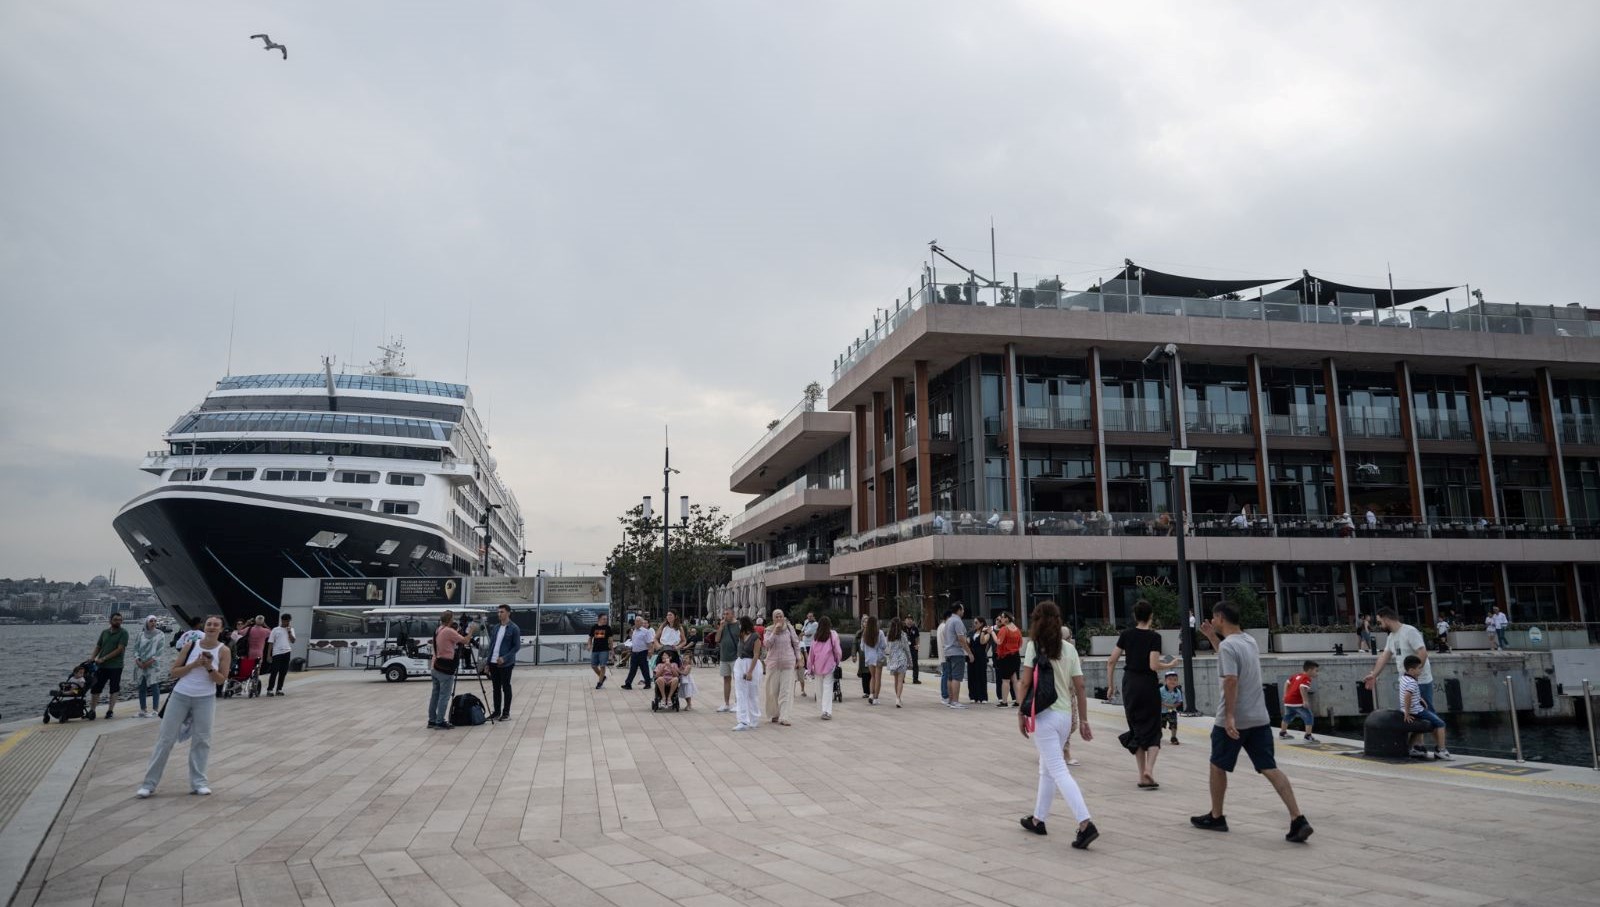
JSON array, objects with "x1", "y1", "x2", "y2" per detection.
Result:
[
  {"x1": 381, "y1": 501, "x2": 419, "y2": 515},
  {"x1": 387, "y1": 473, "x2": 425, "y2": 486},
  {"x1": 335, "y1": 471, "x2": 378, "y2": 484},
  {"x1": 212, "y1": 468, "x2": 256, "y2": 481},
  {"x1": 327, "y1": 499, "x2": 368, "y2": 510},
  {"x1": 168, "y1": 469, "x2": 207, "y2": 482}
]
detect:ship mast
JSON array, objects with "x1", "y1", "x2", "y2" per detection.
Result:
[{"x1": 367, "y1": 337, "x2": 414, "y2": 377}]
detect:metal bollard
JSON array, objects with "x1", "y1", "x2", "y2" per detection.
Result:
[
  {"x1": 1585, "y1": 679, "x2": 1598, "y2": 772},
  {"x1": 1505, "y1": 674, "x2": 1524, "y2": 764}
]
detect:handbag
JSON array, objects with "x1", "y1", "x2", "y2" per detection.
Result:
[{"x1": 1020, "y1": 650, "x2": 1058, "y2": 732}]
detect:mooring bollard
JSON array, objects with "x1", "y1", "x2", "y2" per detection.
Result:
[{"x1": 1505, "y1": 674, "x2": 1524, "y2": 764}]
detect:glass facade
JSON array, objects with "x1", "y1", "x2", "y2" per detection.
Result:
[
  {"x1": 1191, "y1": 449, "x2": 1258, "y2": 514},
  {"x1": 1104, "y1": 447, "x2": 1171, "y2": 513},
  {"x1": 1261, "y1": 368, "x2": 1328, "y2": 436},
  {"x1": 169, "y1": 439, "x2": 445, "y2": 462},
  {"x1": 1183, "y1": 364, "x2": 1252, "y2": 434},
  {"x1": 1493, "y1": 457, "x2": 1553, "y2": 522},
  {"x1": 1269, "y1": 452, "x2": 1335, "y2": 517},
  {"x1": 1339, "y1": 370, "x2": 1404, "y2": 439},
  {"x1": 1481, "y1": 377, "x2": 1542, "y2": 442},
  {"x1": 1421, "y1": 455, "x2": 1484, "y2": 521},
  {"x1": 1506, "y1": 564, "x2": 1566, "y2": 623},
  {"x1": 217, "y1": 373, "x2": 468, "y2": 399},
  {"x1": 1100, "y1": 360, "x2": 1169, "y2": 432},
  {"x1": 1553, "y1": 378, "x2": 1600, "y2": 444},
  {"x1": 1411, "y1": 373, "x2": 1475, "y2": 440},
  {"x1": 202, "y1": 394, "x2": 463, "y2": 423},
  {"x1": 1346, "y1": 452, "x2": 1410, "y2": 517},
  {"x1": 170, "y1": 411, "x2": 453, "y2": 441}
]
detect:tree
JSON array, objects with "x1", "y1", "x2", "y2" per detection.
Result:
[
  {"x1": 605, "y1": 503, "x2": 733, "y2": 619},
  {"x1": 802, "y1": 381, "x2": 823, "y2": 411}
]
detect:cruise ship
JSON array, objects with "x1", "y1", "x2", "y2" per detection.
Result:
[{"x1": 113, "y1": 342, "x2": 526, "y2": 627}]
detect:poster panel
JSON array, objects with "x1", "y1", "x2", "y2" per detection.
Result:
[
  {"x1": 320, "y1": 578, "x2": 388, "y2": 606},
  {"x1": 395, "y1": 576, "x2": 465, "y2": 606},
  {"x1": 542, "y1": 576, "x2": 608, "y2": 604},
  {"x1": 469, "y1": 576, "x2": 537, "y2": 605}
]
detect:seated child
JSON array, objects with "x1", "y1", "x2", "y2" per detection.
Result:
[
  {"x1": 1159, "y1": 670, "x2": 1185, "y2": 745},
  {"x1": 654, "y1": 651, "x2": 681, "y2": 705},
  {"x1": 1400, "y1": 655, "x2": 1452, "y2": 760},
  {"x1": 59, "y1": 666, "x2": 89, "y2": 696}
]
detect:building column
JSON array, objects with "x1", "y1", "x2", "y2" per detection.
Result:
[
  {"x1": 891, "y1": 376, "x2": 909, "y2": 520},
  {"x1": 1396, "y1": 361, "x2": 1426, "y2": 522},
  {"x1": 873, "y1": 391, "x2": 890, "y2": 524},
  {"x1": 1344, "y1": 561, "x2": 1360, "y2": 625},
  {"x1": 1324, "y1": 358, "x2": 1351, "y2": 516},
  {"x1": 915, "y1": 360, "x2": 934, "y2": 517},
  {"x1": 1466, "y1": 364, "x2": 1501, "y2": 521},
  {"x1": 1536, "y1": 367, "x2": 1571, "y2": 523},
  {"x1": 1422, "y1": 562, "x2": 1439, "y2": 625},
  {"x1": 1004, "y1": 343, "x2": 1025, "y2": 525},
  {"x1": 1269, "y1": 563, "x2": 1285, "y2": 626},
  {"x1": 1566, "y1": 563, "x2": 1586, "y2": 622},
  {"x1": 853, "y1": 404, "x2": 870, "y2": 533},
  {"x1": 1089, "y1": 347, "x2": 1109, "y2": 510},
  {"x1": 920, "y1": 564, "x2": 935, "y2": 629},
  {"x1": 1101, "y1": 561, "x2": 1115, "y2": 623},
  {"x1": 1246, "y1": 354, "x2": 1272, "y2": 519},
  {"x1": 1493, "y1": 563, "x2": 1511, "y2": 615}
]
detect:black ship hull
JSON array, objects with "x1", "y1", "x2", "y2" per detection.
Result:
[{"x1": 113, "y1": 486, "x2": 468, "y2": 627}]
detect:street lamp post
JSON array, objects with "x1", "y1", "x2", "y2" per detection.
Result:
[
  {"x1": 1145, "y1": 343, "x2": 1198, "y2": 714},
  {"x1": 479, "y1": 503, "x2": 502, "y2": 576},
  {"x1": 642, "y1": 437, "x2": 690, "y2": 618}
]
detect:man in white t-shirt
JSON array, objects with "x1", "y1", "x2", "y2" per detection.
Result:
[
  {"x1": 1489, "y1": 606, "x2": 1510, "y2": 650},
  {"x1": 621, "y1": 617, "x2": 655, "y2": 690},
  {"x1": 264, "y1": 614, "x2": 296, "y2": 696},
  {"x1": 1363, "y1": 607, "x2": 1434, "y2": 757}
]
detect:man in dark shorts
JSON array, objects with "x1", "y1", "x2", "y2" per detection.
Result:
[
  {"x1": 1193, "y1": 603, "x2": 1313, "y2": 843},
  {"x1": 86, "y1": 612, "x2": 129, "y2": 720},
  {"x1": 716, "y1": 608, "x2": 739, "y2": 711},
  {"x1": 587, "y1": 614, "x2": 613, "y2": 689}
]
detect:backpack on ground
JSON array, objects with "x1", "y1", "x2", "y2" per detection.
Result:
[{"x1": 450, "y1": 692, "x2": 487, "y2": 726}]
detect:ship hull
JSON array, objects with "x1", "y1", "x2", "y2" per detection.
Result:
[{"x1": 113, "y1": 486, "x2": 468, "y2": 627}]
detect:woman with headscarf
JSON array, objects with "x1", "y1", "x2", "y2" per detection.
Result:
[
  {"x1": 762, "y1": 609, "x2": 803, "y2": 726},
  {"x1": 132, "y1": 616, "x2": 165, "y2": 718}
]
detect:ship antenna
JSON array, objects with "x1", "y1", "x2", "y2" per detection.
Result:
[
  {"x1": 464, "y1": 297, "x2": 473, "y2": 382},
  {"x1": 225, "y1": 296, "x2": 237, "y2": 376}
]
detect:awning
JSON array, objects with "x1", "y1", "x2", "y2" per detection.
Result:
[
  {"x1": 1280, "y1": 271, "x2": 1458, "y2": 308},
  {"x1": 1113, "y1": 260, "x2": 1285, "y2": 298}
]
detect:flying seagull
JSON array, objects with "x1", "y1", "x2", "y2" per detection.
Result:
[{"x1": 249, "y1": 34, "x2": 287, "y2": 60}]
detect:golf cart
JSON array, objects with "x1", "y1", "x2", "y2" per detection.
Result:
[{"x1": 363, "y1": 607, "x2": 488, "y2": 682}]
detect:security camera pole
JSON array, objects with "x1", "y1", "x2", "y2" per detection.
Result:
[{"x1": 1144, "y1": 343, "x2": 1198, "y2": 714}]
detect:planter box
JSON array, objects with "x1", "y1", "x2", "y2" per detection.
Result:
[
  {"x1": 1246, "y1": 628, "x2": 1269, "y2": 653},
  {"x1": 1504, "y1": 629, "x2": 1590, "y2": 650},
  {"x1": 1449, "y1": 630, "x2": 1491, "y2": 650},
  {"x1": 1272, "y1": 632, "x2": 1360, "y2": 654},
  {"x1": 1091, "y1": 636, "x2": 1118, "y2": 656},
  {"x1": 1157, "y1": 629, "x2": 1182, "y2": 656}
]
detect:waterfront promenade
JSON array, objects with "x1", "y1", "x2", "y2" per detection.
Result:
[{"x1": 2, "y1": 668, "x2": 1597, "y2": 907}]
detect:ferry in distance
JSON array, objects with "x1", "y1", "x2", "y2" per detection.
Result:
[{"x1": 113, "y1": 341, "x2": 525, "y2": 628}]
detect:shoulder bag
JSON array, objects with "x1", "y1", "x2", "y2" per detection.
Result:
[{"x1": 1020, "y1": 649, "x2": 1058, "y2": 732}]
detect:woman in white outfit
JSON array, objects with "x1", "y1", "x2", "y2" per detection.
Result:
[
  {"x1": 732, "y1": 616, "x2": 765, "y2": 731},
  {"x1": 1015, "y1": 600, "x2": 1098, "y2": 849},
  {"x1": 137, "y1": 615, "x2": 230, "y2": 798}
]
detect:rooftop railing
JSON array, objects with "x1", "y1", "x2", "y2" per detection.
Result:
[
  {"x1": 832, "y1": 278, "x2": 1600, "y2": 383},
  {"x1": 733, "y1": 393, "x2": 829, "y2": 475}
]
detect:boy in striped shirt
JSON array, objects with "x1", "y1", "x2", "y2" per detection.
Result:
[{"x1": 1400, "y1": 655, "x2": 1452, "y2": 760}]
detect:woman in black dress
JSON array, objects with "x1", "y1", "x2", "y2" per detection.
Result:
[
  {"x1": 1105, "y1": 599, "x2": 1178, "y2": 788},
  {"x1": 966, "y1": 617, "x2": 993, "y2": 704}
]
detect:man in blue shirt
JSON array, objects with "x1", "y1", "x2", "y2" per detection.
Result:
[{"x1": 485, "y1": 604, "x2": 522, "y2": 721}]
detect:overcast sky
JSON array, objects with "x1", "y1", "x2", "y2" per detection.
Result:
[{"x1": 2, "y1": 1, "x2": 1596, "y2": 583}]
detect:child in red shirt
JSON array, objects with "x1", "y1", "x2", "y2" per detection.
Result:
[{"x1": 1279, "y1": 660, "x2": 1319, "y2": 743}]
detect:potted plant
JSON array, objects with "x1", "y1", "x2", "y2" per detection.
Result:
[
  {"x1": 1143, "y1": 584, "x2": 1184, "y2": 655},
  {"x1": 941, "y1": 284, "x2": 964, "y2": 305},
  {"x1": 1019, "y1": 288, "x2": 1037, "y2": 308},
  {"x1": 802, "y1": 381, "x2": 823, "y2": 412}
]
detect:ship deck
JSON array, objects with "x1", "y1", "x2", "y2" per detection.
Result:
[{"x1": 2, "y1": 666, "x2": 1598, "y2": 907}]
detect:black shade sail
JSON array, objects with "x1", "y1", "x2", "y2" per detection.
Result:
[
  {"x1": 1280, "y1": 271, "x2": 1458, "y2": 308},
  {"x1": 1113, "y1": 260, "x2": 1285, "y2": 298}
]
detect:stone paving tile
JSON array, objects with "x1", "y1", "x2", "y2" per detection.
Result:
[{"x1": 13, "y1": 668, "x2": 1600, "y2": 906}]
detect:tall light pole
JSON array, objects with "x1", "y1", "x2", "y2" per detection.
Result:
[
  {"x1": 642, "y1": 433, "x2": 689, "y2": 618},
  {"x1": 479, "y1": 503, "x2": 502, "y2": 576},
  {"x1": 1145, "y1": 343, "x2": 1198, "y2": 714}
]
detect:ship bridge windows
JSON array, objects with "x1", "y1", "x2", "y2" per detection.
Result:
[
  {"x1": 168, "y1": 468, "x2": 207, "y2": 482},
  {"x1": 387, "y1": 473, "x2": 425, "y2": 486},
  {"x1": 212, "y1": 468, "x2": 256, "y2": 481},
  {"x1": 327, "y1": 499, "x2": 369, "y2": 510},
  {"x1": 169, "y1": 440, "x2": 445, "y2": 463},
  {"x1": 216, "y1": 373, "x2": 468, "y2": 399},
  {"x1": 170, "y1": 411, "x2": 453, "y2": 441},
  {"x1": 381, "y1": 501, "x2": 420, "y2": 515},
  {"x1": 263, "y1": 469, "x2": 328, "y2": 482},
  {"x1": 335, "y1": 470, "x2": 379, "y2": 484}
]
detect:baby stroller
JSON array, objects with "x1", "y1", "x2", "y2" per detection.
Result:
[
  {"x1": 223, "y1": 652, "x2": 263, "y2": 699},
  {"x1": 650, "y1": 650, "x2": 683, "y2": 712},
  {"x1": 44, "y1": 661, "x2": 97, "y2": 723}
]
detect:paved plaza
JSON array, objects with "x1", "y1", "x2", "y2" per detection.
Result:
[{"x1": 4, "y1": 666, "x2": 1599, "y2": 907}]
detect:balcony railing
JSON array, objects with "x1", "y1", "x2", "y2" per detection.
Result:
[
  {"x1": 1264, "y1": 405, "x2": 1329, "y2": 436},
  {"x1": 729, "y1": 475, "x2": 844, "y2": 536},
  {"x1": 833, "y1": 277, "x2": 1600, "y2": 384},
  {"x1": 1187, "y1": 411, "x2": 1252, "y2": 434},
  {"x1": 1414, "y1": 415, "x2": 1475, "y2": 441},
  {"x1": 1341, "y1": 408, "x2": 1404, "y2": 439},
  {"x1": 1101, "y1": 406, "x2": 1169, "y2": 433},
  {"x1": 733, "y1": 392, "x2": 829, "y2": 475},
  {"x1": 1016, "y1": 405, "x2": 1093, "y2": 431},
  {"x1": 1484, "y1": 416, "x2": 1543, "y2": 443},
  {"x1": 730, "y1": 548, "x2": 831, "y2": 581},
  {"x1": 1560, "y1": 414, "x2": 1600, "y2": 445},
  {"x1": 829, "y1": 509, "x2": 1597, "y2": 554}
]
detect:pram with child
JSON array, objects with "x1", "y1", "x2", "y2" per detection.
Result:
[{"x1": 44, "y1": 661, "x2": 97, "y2": 723}]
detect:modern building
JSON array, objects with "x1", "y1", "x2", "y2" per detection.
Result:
[{"x1": 715, "y1": 259, "x2": 1600, "y2": 632}]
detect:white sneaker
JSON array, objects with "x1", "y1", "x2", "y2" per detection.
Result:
[
  {"x1": 948, "y1": 702, "x2": 967, "y2": 710},
  {"x1": 1409, "y1": 746, "x2": 1429, "y2": 758},
  {"x1": 192, "y1": 787, "x2": 212, "y2": 796},
  {"x1": 135, "y1": 787, "x2": 153, "y2": 799},
  {"x1": 716, "y1": 705, "x2": 732, "y2": 713},
  {"x1": 1436, "y1": 750, "x2": 1453, "y2": 760},
  {"x1": 732, "y1": 723, "x2": 749, "y2": 732},
  {"x1": 940, "y1": 698, "x2": 949, "y2": 705}
]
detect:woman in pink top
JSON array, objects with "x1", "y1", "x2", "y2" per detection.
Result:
[{"x1": 805, "y1": 616, "x2": 843, "y2": 720}]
